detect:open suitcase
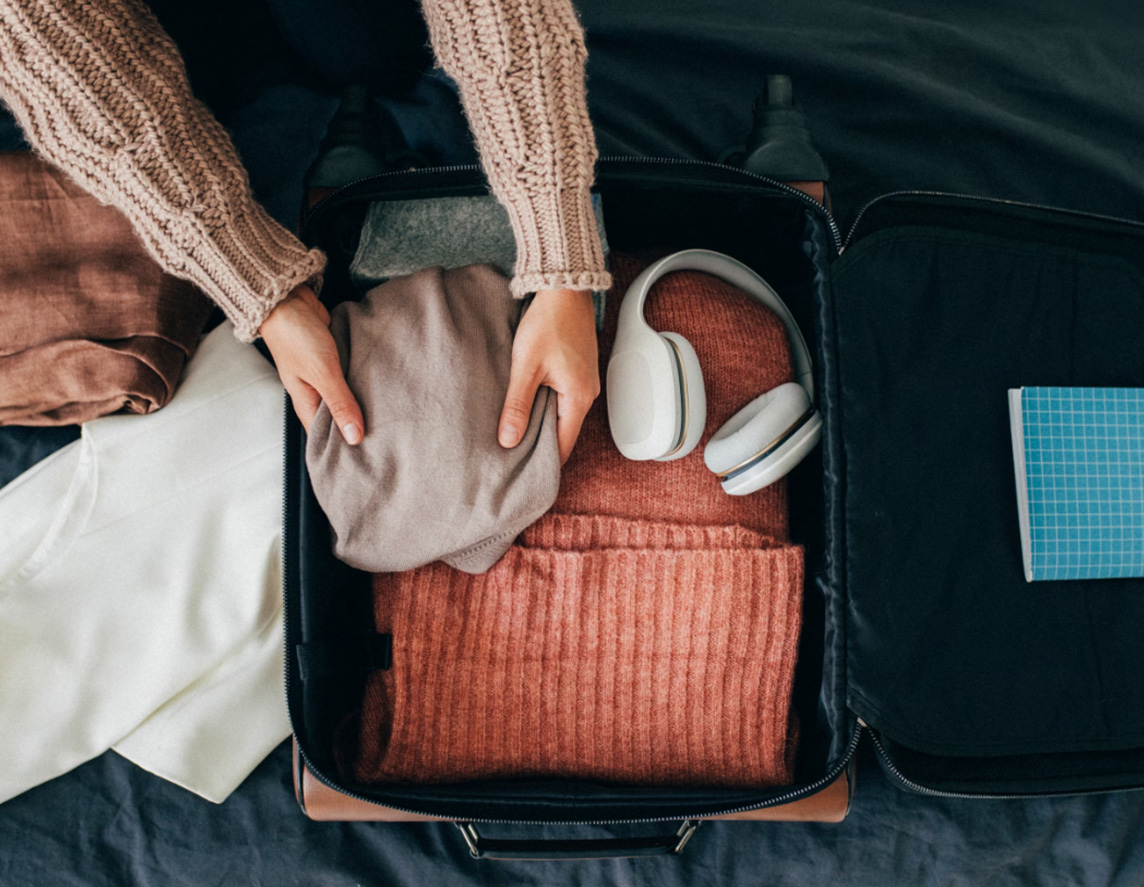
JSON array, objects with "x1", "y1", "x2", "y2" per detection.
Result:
[{"x1": 284, "y1": 154, "x2": 1144, "y2": 859}]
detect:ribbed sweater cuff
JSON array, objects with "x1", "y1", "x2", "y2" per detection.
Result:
[
  {"x1": 0, "y1": 0, "x2": 326, "y2": 344},
  {"x1": 520, "y1": 512, "x2": 786, "y2": 551},
  {"x1": 505, "y1": 185, "x2": 613, "y2": 298},
  {"x1": 421, "y1": 0, "x2": 612, "y2": 299},
  {"x1": 177, "y1": 200, "x2": 327, "y2": 343}
]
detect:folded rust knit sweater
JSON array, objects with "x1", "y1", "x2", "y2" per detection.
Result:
[
  {"x1": 345, "y1": 255, "x2": 805, "y2": 788},
  {"x1": 353, "y1": 514, "x2": 802, "y2": 787},
  {"x1": 0, "y1": 0, "x2": 610, "y2": 341}
]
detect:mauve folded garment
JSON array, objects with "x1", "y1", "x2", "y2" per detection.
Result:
[
  {"x1": 306, "y1": 263, "x2": 560, "y2": 574},
  {"x1": 0, "y1": 152, "x2": 212, "y2": 426}
]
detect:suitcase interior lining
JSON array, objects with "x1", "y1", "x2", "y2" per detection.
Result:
[
  {"x1": 831, "y1": 197, "x2": 1144, "y2": 773},
  {"x1": 288, "y1": 176, "x2": 853, "y2": 817}
]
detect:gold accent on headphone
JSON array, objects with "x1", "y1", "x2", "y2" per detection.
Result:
[
  {"x1": 714, "y1": 407, "x2": 815, "y2": 479},
  {"x1": 662, "y1": 336, "x2": 690, "y2": 458}
]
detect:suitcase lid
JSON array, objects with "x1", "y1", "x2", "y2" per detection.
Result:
[{"x1": 829, "y1": 192, "x2": 1144, "y2": 794}]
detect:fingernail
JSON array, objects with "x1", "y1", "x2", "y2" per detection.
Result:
[
  {"x1": 343, "y1": 423, "x2": 362, "y2": 445},
  {"x1": 499, "y1": 425, "x2": 518, "y2": 447}
]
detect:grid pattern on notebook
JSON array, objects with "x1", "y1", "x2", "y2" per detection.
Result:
[{"x1": 1022, "y1": 387, "x2": 1144, "y2": 580}]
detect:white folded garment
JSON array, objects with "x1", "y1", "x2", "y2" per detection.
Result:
[{"x1": 0, "y1": 323, "x2": 289, "y2": 804}]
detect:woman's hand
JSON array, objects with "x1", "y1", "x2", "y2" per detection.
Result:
[
  {"x1": 499, "y1": 288, "x2": 599, "y2": 464},
  {"x1": 258, "y1": 284, "x2": 365, "y2": 444}
]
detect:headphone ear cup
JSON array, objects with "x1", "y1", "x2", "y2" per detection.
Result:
[
  {"x1": 655, "y1": 332, "x2": 706, "y2": 461},
  {"x1": 607, "y1": 325, "x2": 684, "y2": 460},
  {"x1": 719, "y1": 413, "x2": 821, "y2": 495},
  {"x1": 704, "y1": 382, "x2": 817, "y2": 493}
]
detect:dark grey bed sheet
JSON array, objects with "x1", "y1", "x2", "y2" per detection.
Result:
[
  {"x1": 3, "y1": 742, "x2": 1143, "y2": 887},
  {"x1": 3, "y1": 1, "x2": 1144, "y2": 883},
  {"x1": 581, "y1": 0, "x2": 1144, "y2": 225}
]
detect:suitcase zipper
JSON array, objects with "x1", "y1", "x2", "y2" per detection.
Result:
[
  {"x1": 862, "y1": 722, "x2": 1003, "y2": 799},
  {"x1": 842, "y1": 190, "x2": 1144, "y2": 253},
  {"x1": 861, "y1": 719, "x2": 1144, "y2": 800},
  {"x1": 289, "y1": 712, "x2": 863, "y2": 825},
  {"x1": 301, "y1": 163, "x2": 487, "y2": 228},
  {"x1": 301, "y1": 157, "x2": 845, "y2": 254},
  {"x1": 596, "y1": 155, "x2": 844, "y2": 252}
]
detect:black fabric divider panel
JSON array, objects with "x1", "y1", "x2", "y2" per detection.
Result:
[
  {"x1": 831, "y1": 216, "x2": 1144, "y2": 759},
  {"x1": 847, "y1": 196, "x2": 1144, "y2": 280}
]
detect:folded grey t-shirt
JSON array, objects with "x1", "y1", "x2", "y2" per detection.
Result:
[
  {"x1": 349, "y1": 193, "x2": 610, "y2": 328},
  {"x1": 306, "y1": 264, "x2": 560, "y2": 574}
]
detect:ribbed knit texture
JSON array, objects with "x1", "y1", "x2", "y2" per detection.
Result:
[
  {"x1": 0, "y1": 0, "x2": 325, "y2": 342},
  {"x1": 352, "y1": 514, "x2": 802, "y2": 787},
  {"x1": 346, "y1": 255, "x2": 806, "y2": 788},
  {"x1": 422, "y1": 0, "x2": 612, "y2": 297}
]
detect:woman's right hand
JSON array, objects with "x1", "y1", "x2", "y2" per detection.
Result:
[
  {"x1": 258, "y1": 284, "x2": 364, "y2": 444},
  {"x1": 499, "y1": 287, "x2": 599, "y2": 465}
]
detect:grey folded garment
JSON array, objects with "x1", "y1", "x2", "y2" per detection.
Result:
[
  {"x1": 349, "y1": 193, "x2": 610, "y2": 327},
  {"x1": 306, "y1": 263, "x2": 560, "y2": 574}
]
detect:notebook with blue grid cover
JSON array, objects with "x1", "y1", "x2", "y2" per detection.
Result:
[{"x1": 1009, "y1": 387, "x2": 1144, "y2": 582}]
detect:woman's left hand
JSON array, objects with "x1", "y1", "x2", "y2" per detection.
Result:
[{"x1": 499, "y1": 288, "x2": 599, "y2": 464}]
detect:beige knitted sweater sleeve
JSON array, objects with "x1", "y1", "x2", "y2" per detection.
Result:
[
  {"x1": 421, "y1": 0, "x2": 611, "y2": 297},
  {"x1": 0, "y1": 0, "x2": 610, "y2": 340},
  {"x1": 0, "y1": 0, "x2": 325, "y2": 343}
]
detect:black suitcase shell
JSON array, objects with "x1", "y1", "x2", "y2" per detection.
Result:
[{"x1": 284, "y1": 159, "x2": 1144, "y2": 850}]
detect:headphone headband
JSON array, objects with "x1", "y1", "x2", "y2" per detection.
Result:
[{"x1": 617, "y1": 249, "x2": 815, "y2": 402}]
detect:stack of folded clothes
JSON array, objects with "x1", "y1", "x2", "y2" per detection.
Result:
[{"x1": 340, "y1": 253, "x2": 806, "y2": 789}]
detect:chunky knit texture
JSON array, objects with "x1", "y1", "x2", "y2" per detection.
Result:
[
  {"x1": 0, "y1": 0, "x2": 324, "y2": 342},
  {"x1": 422, "y1": 0, "x2": 612, "y2": 297},
  {"x1": 0, "y1": 0, "x2": 611, "y2": 340}
]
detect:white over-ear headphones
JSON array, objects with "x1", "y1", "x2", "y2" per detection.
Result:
[{"x1": 606, "y1": 249, "x2": 822, "y2": 495}]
